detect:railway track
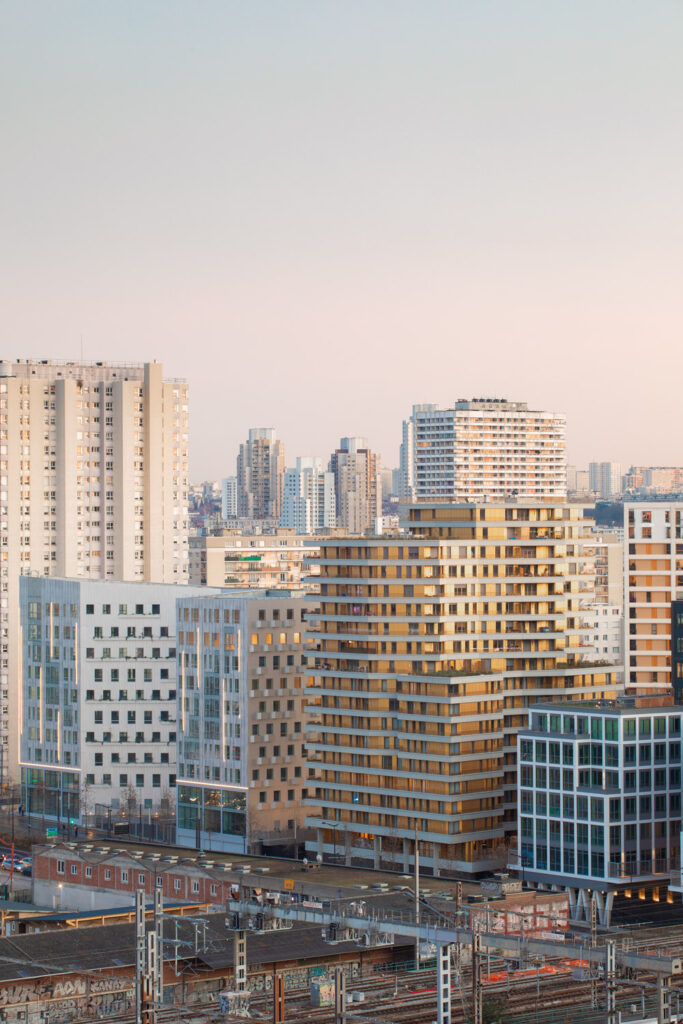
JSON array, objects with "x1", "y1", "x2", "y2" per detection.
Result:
[{"x1": 62, "y1": 956, "x2": 683, "y2": 1024}]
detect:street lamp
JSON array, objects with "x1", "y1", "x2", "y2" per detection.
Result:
[{"x1": 320, "y1": 820, "x2": 340, "y2": 862}]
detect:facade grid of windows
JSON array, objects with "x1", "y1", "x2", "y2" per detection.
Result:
[{"x1": 516, "y1": 702, "x2": 682, "y2": 887}]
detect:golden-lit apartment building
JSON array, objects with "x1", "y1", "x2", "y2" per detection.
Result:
[
  {"x1": 625, "y1": 501, "x2": 683, "y2": 697},
  {"x1": 305, "y1": 503, "x2": 622, "y2": 875}
]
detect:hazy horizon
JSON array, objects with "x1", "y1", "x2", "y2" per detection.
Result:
[{"x1": 2, "y1": 2, "x2": 682, "y2": 477}]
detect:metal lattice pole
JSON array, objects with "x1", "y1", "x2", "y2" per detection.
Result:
[
  {"x1": 472, "y1": 932, "x2": 482, "y2": 1024},
  {"x1": 590, "y1": 894, "x2": 598, "y2": 1010},
  {"x1": 144, "y1": 931, "x2": 157, "y2": 1024},
  {"x1": 605, "y1": 940, "x2": 617, "y2": 1024},
  {"x1": 658, "y1": 974, "x2": 672, "y2": 1024},
  {"x1": 234, "y1": 930, "x2": 247, "y2": 993},
  {"x1": 153, "y1": 887, "x2": 164, "y2": 1011},
  {"x1": 334, "y1": 966, "x2": 346, "y2": 1024},
  {"x1": 437, "y1": 943, "x2": 452, "y2": 1024},
  {"x1": 135, "y1": 889, "x2": 146, "y2": 1024}
]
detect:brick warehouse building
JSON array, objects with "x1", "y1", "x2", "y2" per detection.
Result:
[{"x1": 0, "y1": 912, "x2": 404, "y2": 1023}]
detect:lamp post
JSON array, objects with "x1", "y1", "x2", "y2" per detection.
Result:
[{"x1": 320, "y1": 820, "x2": 339, "y2": 862}]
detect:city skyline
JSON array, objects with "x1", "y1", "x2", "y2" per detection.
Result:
[{"x1": 3, "y1": 2, "x2": 683, "y2": 477}]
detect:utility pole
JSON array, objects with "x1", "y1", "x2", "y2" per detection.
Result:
[
  {"x1": 472, "y1": 931, "x2": 482, "y2": 1024},
  {"x1": 414, "y1": 823, "x2": 420, "y2": 969},
  {"x1": 605, "y1": 940, "x2": 617, "y2": 1024},
  {"x1": 590, "y1": 894, "x2": 598, "y2": 1010},
  {"x1": 437, "y1": 943, "x2": 452, "y2": 1024},
  {"x1": 135, "y1": 887, "x2": 163, "y2": 1024},
  {"x1": 334, "y1": 966, "x2": 346, "y2": 1024},
  {"x1": 135, "y1": 890, "x2": 145, "y2": 1024},
  {"x1": 657, "y1": 973, "x2": 672, "y2": 1024},
  {"x1": 273, "y1": 973, "x2": 285, "y2": 1024},
  {"x1": 9, "y1": 786, "x2": 15, "y2": 899},
  {"x1": 153, "y1": 888, "x2": 163, "y2": 1011}
]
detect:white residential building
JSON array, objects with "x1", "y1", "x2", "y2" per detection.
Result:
[
  {"x1": 176, "y1": 589, "x2": 318, "y2": 853},
  {"x1": 221, "y1": 477, "x2": 238, "y2": 520},
  {"x1": 0, "y1": 360, "x2": 189, "y2": 787},
  {"x1": 19, "y1": 577, "x2": 211, "y2": 822},
  {"x1": 584, "y1": 531, "x2": 625, "y2": 673},
  {"x1": 399, "y1": 399, "x2": 566, "y2": 502},
  {"x1": 588, "y1": 605, "x2": 624, "y2": 664},
  {"x1": 281, "y1": 458, "x2": 336, "y2": 534}
]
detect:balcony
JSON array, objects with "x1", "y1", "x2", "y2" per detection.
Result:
[{"x1": 607, "y1": 858, "x2": 674, "y2": 880}]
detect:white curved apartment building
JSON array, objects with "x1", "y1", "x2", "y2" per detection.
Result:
[{"x1": 399, "y1": 399, "x2": 566, "y2": 502}]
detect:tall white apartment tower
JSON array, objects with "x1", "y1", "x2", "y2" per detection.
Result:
[
  {"x1": 0, "y1": 359, "x2": 189, "y2": 787},
  {"x1": 221, "y1": 476, "x2": 238, "y2": 520},
  {"x1": 399, "y1": 405, "x2": 442, "y2": 501},
  {"x1": 281, "y1": 457, "x2": 336, "y2": 534},
  {"x1": 400, "y1": 399, "x2": 566, "y2": 501}
]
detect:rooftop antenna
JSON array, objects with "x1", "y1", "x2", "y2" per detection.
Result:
[{"x1": 80, "y1": 335, "x2": 84, "y2": 364}]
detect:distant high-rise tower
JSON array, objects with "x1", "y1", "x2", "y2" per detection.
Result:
[
  {"x1": 589, "y1": 462, "x2": 623, "y2": 499},
  {"x1": 0, "y1": 359, "x2": 189, "y2": 786},
  {"x1": 281, "y1": 457, "x2": 336, "y2": 534},
  {"x1": 329, "y1": 437, "x2": 380, "y2": 534},
  {"x1": 400, "y1": 399, "x2": 566, "y2": 501},
  {"x1": 221, "y1": 476, "x2": 238, "y2": 519},
  {"x1": 236, "y1": 428, "x2": 285, "y2": 521}
]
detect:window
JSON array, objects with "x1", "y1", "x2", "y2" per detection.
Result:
[{"x1": 71, "y1": 863, "x2": 78, "y2": 875}]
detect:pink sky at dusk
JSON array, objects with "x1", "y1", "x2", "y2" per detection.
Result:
[{"x1": 1, "y1": 1, "x2": 682, "y2": 478}]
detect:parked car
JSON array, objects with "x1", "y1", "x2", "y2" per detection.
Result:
[
  {"x1": 17, "y1": 857, "x2": 32, "y2": 876},
  {"x1": 1, "y1": 855, "x2": 24, "y2": 871}
]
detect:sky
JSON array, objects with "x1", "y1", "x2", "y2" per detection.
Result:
[{"x1": 1, "y1": 1, "x2": 682, "y2": 479}]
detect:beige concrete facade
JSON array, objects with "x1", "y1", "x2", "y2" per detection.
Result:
[
  {"x1": 0, "y1": 360, "x2": 188, "y2": 786},
  {"x1": 236, "y1": 428, "x2": 285, "y2": 521},
  {"x1": 625, "y1": 502, "x2": 683, "y2": 693},
  {"x1": 188, "y1": 530, "x2": 319, "y2": 591},
  {"x1": 329, "y1": 437, "x2": 380, "y2": 534},
  {"x1": 175, "y1": 591, "x2": 319, "y2": 853},
  {"x1": 305, "y1": 503, "x2": 622, "y2": 874}
]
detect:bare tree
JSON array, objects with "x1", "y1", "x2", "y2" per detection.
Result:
[{"x1": 122, "y1": 784, "x2": 138, "y2": 818}]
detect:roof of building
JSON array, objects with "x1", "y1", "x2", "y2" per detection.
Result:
[
  {"x1": 0, "y1": 907, "x2": 411, "y2": 984},
  {"x1": 529, "y1": 699, "x2": 681, "y2": 716},
  {"x1": 33, "y1": 842, "x2": 479, "y2": 900}
]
